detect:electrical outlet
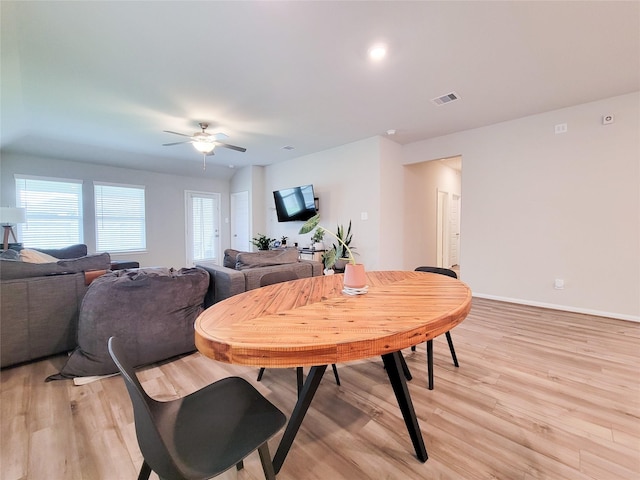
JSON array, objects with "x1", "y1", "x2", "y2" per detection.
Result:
[{"x1": 554, "y1": 123, "x2": 568, "y2": 134}]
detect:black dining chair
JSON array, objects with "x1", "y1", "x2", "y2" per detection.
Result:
[
  {"x1": 108, "y1": 336, "x2": 286, "y2": 480},
  {"x1": 412, "y1": 266, "x2": 460, "y2": 390},
  {"x1": 256, "y1": 271, "x2": 341, "y2": 395}
]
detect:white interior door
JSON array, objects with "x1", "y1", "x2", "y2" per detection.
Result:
[
  {"x1": 185, "y1": 191, "x2": 220, "y2": 267},
  {"x1": 231, "y1": 191, "x2": 250, "y2": 252},
  {"x1": 436, "y1": 190, "x2": 448, "y2": 268},
  {"x1": 449, "y1": 194, "x2": 461, "y2": 267}
]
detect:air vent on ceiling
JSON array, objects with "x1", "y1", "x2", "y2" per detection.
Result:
[{"x1": 431, "y1": 92, "x2": 460, "y2": 106}]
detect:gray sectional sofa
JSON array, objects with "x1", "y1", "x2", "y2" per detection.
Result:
[
  {"x1": 0, "y1": 244, "x2": 111, "y2": 368},
  {"x1": 198, "y1": 248, "x2": 323, "y2": 306}
]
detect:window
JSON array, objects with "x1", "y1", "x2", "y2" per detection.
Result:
[
  {"x1": 15, "y1": 175, "x2": 83, "y2": 248},
  {"x1": 94, "y1": 182, "x2": 146, "y2": 253},
  {"x1": 186, "y1": 191, "x2": 220, "y2": 267}
]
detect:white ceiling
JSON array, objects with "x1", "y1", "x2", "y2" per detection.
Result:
[{"x1": 2, "y1": 1, "x2": 638, "y2": 179}]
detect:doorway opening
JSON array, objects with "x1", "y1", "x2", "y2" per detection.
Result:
[{"x1": 434, "y1": 156, "x2": 462, "y2": 271}]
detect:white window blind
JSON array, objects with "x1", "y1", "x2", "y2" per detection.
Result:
[
  {"x1": 15, "y1": 175, "x2": 83, "y2": 248},
  {"x1": 94, "y1": 182, "x2": 146, "y2": 253},
  {"x1": 186, "y1": 191, "x2": 220, "y2": 267}
]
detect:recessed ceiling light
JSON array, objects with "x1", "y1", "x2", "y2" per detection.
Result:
[{"x1": 368, "y1": 44, "x2": 387, "y2": 61}]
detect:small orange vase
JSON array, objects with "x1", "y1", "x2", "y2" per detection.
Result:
[{"x1": 343, "y1": 263, "x2": 367, "y2": 289}]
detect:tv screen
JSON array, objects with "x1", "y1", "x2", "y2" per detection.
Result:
[{"x1": 273, "y1": 184, "x2": 317, "y2": 222}]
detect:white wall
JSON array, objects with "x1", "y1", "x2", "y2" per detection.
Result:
[
  {"x1": 404, "y1": 92, "x2": 640, "y2": 320},
  {"x1": 0, "y1": 152, "x2": 230, "y2": 268},
  {"x1": 378, "y1": 136, "x2": 405, "y2": 270},
  {"x1": 264, "y1": 137, "x2": 383, "y2": 269}
]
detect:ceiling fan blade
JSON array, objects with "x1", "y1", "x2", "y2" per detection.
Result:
[
  {"x1": 162, "y1": 141, "x2": 192, "y2": 146},
  {"x1": 216, "y1": 142, "x2": 247, "y2": 153},
  {"x1": 163, "y1": 130, "x2": 192, "y2": 138}
]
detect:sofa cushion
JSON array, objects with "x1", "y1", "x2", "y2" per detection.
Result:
[
  {"x1": 0, "y1": 252, "x2": 111, "y2": 280},
  {"x1": 20, "y1": 249, "x2": 59, "y2": 263},
  {"x1": 235, "y1": 248, "x2": 299, "y2": 270},
  {"x1": 49, "y1": 266, "x2": 209, "y2": 379},
  {"x1": 8, "y1": 243, "x2": 89, "y2": 259},
  {"x1": 0, "y1": 249, "x2": 20, "y2": 260},
  {"x1": 223, "y1": 248, "x2": 241, "y2": 268}
]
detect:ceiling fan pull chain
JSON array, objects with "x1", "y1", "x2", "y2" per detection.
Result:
[{"x1": 202, "y1": 154, "x2": 206, "y2": 170}]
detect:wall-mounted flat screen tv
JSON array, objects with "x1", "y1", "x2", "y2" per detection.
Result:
[{"x1": 273, "y1": 184, "x2": 317, "y2": 222}]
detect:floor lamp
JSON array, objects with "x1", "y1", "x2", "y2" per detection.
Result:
[{"x1": 1, "y1": 207, "x2": 26, "y2": 250}]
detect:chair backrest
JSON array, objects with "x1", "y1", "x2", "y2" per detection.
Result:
[
  {"x1": 108, "y1": 337, "x2": 186, "y2": 479},
  {"x1": 414, "y1": 266, "x2": 458, "y2": 279},
  {"x1": 260, "y1": 270, "x2": 299, "y2": 287}
]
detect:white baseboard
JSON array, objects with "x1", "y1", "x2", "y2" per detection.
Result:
[{"x1": 472, "y1": 293, "x2": 640, "y2": 323}]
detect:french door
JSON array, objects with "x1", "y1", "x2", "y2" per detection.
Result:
[{"x1": 185, "y1": 191, "x2": 220, "y2": 267}]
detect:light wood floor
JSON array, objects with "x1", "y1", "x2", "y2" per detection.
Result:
[{"x1": 2, "y1": 298, "x2": 639, "y2": 480}]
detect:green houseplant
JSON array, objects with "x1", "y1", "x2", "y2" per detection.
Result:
[
  {"x1": 299, "y1": 214, "x2": 366, "y2": 288},
  {"x1": 251, "y1": 233, "x2": 275, "y2": 251}
]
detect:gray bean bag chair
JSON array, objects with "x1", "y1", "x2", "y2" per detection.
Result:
[{"x1": 47, "y1": 267, "x2": 209, "y2": 380}]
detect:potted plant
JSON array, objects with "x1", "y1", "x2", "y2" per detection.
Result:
[
  {"x1": 280, "y1": 236, "x2": 288, "y2": 246},
  {"x1": 251, "y1": 233, "x2": 275, "y2": 251},
  {"x1": 299, "y1": 214, "x2": 366, "y2": 289},
  {"x1": 310, "y1": 228, "x2": 325, "y2": 250},
  {"x1": 332, "y1": 221, "x2": 354, "y2": 271}
]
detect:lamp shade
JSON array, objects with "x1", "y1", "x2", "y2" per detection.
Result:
[
  {"x1": 0, "y1": 207, "x2": 26, "y2": 225},
  {"x1": 193, "y1": 141, "x2": 215, "y2": 154}
]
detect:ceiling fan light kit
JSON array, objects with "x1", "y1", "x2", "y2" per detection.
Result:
[
  {"x1": 162, "y1": 122, "x2": 246, "y2": 170},
  {"x1": 193, "y1": 141, "x2": 215, "y2": 154}
]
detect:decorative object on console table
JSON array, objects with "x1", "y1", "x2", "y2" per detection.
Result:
[
  {"x1": 298, "y1": 247, "x2": 325, "y2": 262},
  {"x1": 299, "y1": 214, "x2": 366, "y2": 290},
  {"x1": 0, "y1": 207, "x2": 26, "y2": 250},
  {"x1": 251, "y1": 233, "x2": 276, "y2": 251},
  {"x1": 310, "y1": 227, "x2": 325, "y2": 251}
]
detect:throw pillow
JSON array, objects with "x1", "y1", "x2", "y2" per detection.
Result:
[
  {"x1": 0, "y1": 249, "x2": 20, "y2": 260},
  {"x1": 223, "y1": 249, "x2": 241, "y2": 268},
  {"x1": 20, "y1": 249, "x2": 58, "y2": 263},
  {"x1": 236, "y1": 248, "x2": 299, "y2": 270}
]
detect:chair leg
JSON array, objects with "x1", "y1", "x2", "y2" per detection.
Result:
[
  {"x1": 445, "y1": 331, "x2": 459, "y2": 367},
  {"x1": 236, "y1": 460, "x2": 244, "y2": 471},
  {"x1": 137, "y1": 461, "x2": 152, "y2": 480},
  {"x1": 257, "y1": 442, "x2": 277, "y2": 480},
  {"x1": 331, "y1": 364, "x2": 341, "y2": 386},
  {"x1": 257, "y1": 367, "x2": 266, "y2": 381},
  {"x1": 427, "y1": 339, "x2": 434, "y2": 390}
]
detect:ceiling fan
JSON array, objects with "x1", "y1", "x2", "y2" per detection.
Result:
[{"x1": 163, "y1": 122, "x2": 247, "y2": 169}]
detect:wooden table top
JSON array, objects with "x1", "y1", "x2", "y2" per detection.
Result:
[{"x1": 195, "y1": 270, "x2": 472, "y2": 368}]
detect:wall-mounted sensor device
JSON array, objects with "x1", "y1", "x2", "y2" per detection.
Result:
[{"x1": 602, "y1": 114, "x2": 614, "y2": 125}]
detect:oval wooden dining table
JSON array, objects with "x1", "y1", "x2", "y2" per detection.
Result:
[{"x1": 195, "y1": 270, "x2": 472, "y2": 474}]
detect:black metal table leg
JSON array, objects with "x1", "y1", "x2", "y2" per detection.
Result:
[
  {"x1": 296, "y1": 367, "x2": 304, "y2": 398},
  {"x1": 381, "y1": 351, "x2": 428, "y2": 462},
  {"x1": 273, "y1": 364, "x2": 328, "y2": 473},
  {"x1": 398, "y1": 351, "x2": 412, "y2": 381},
  {"x1": 427, "y1": 339, "x2": 434, "y2": 390}
]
